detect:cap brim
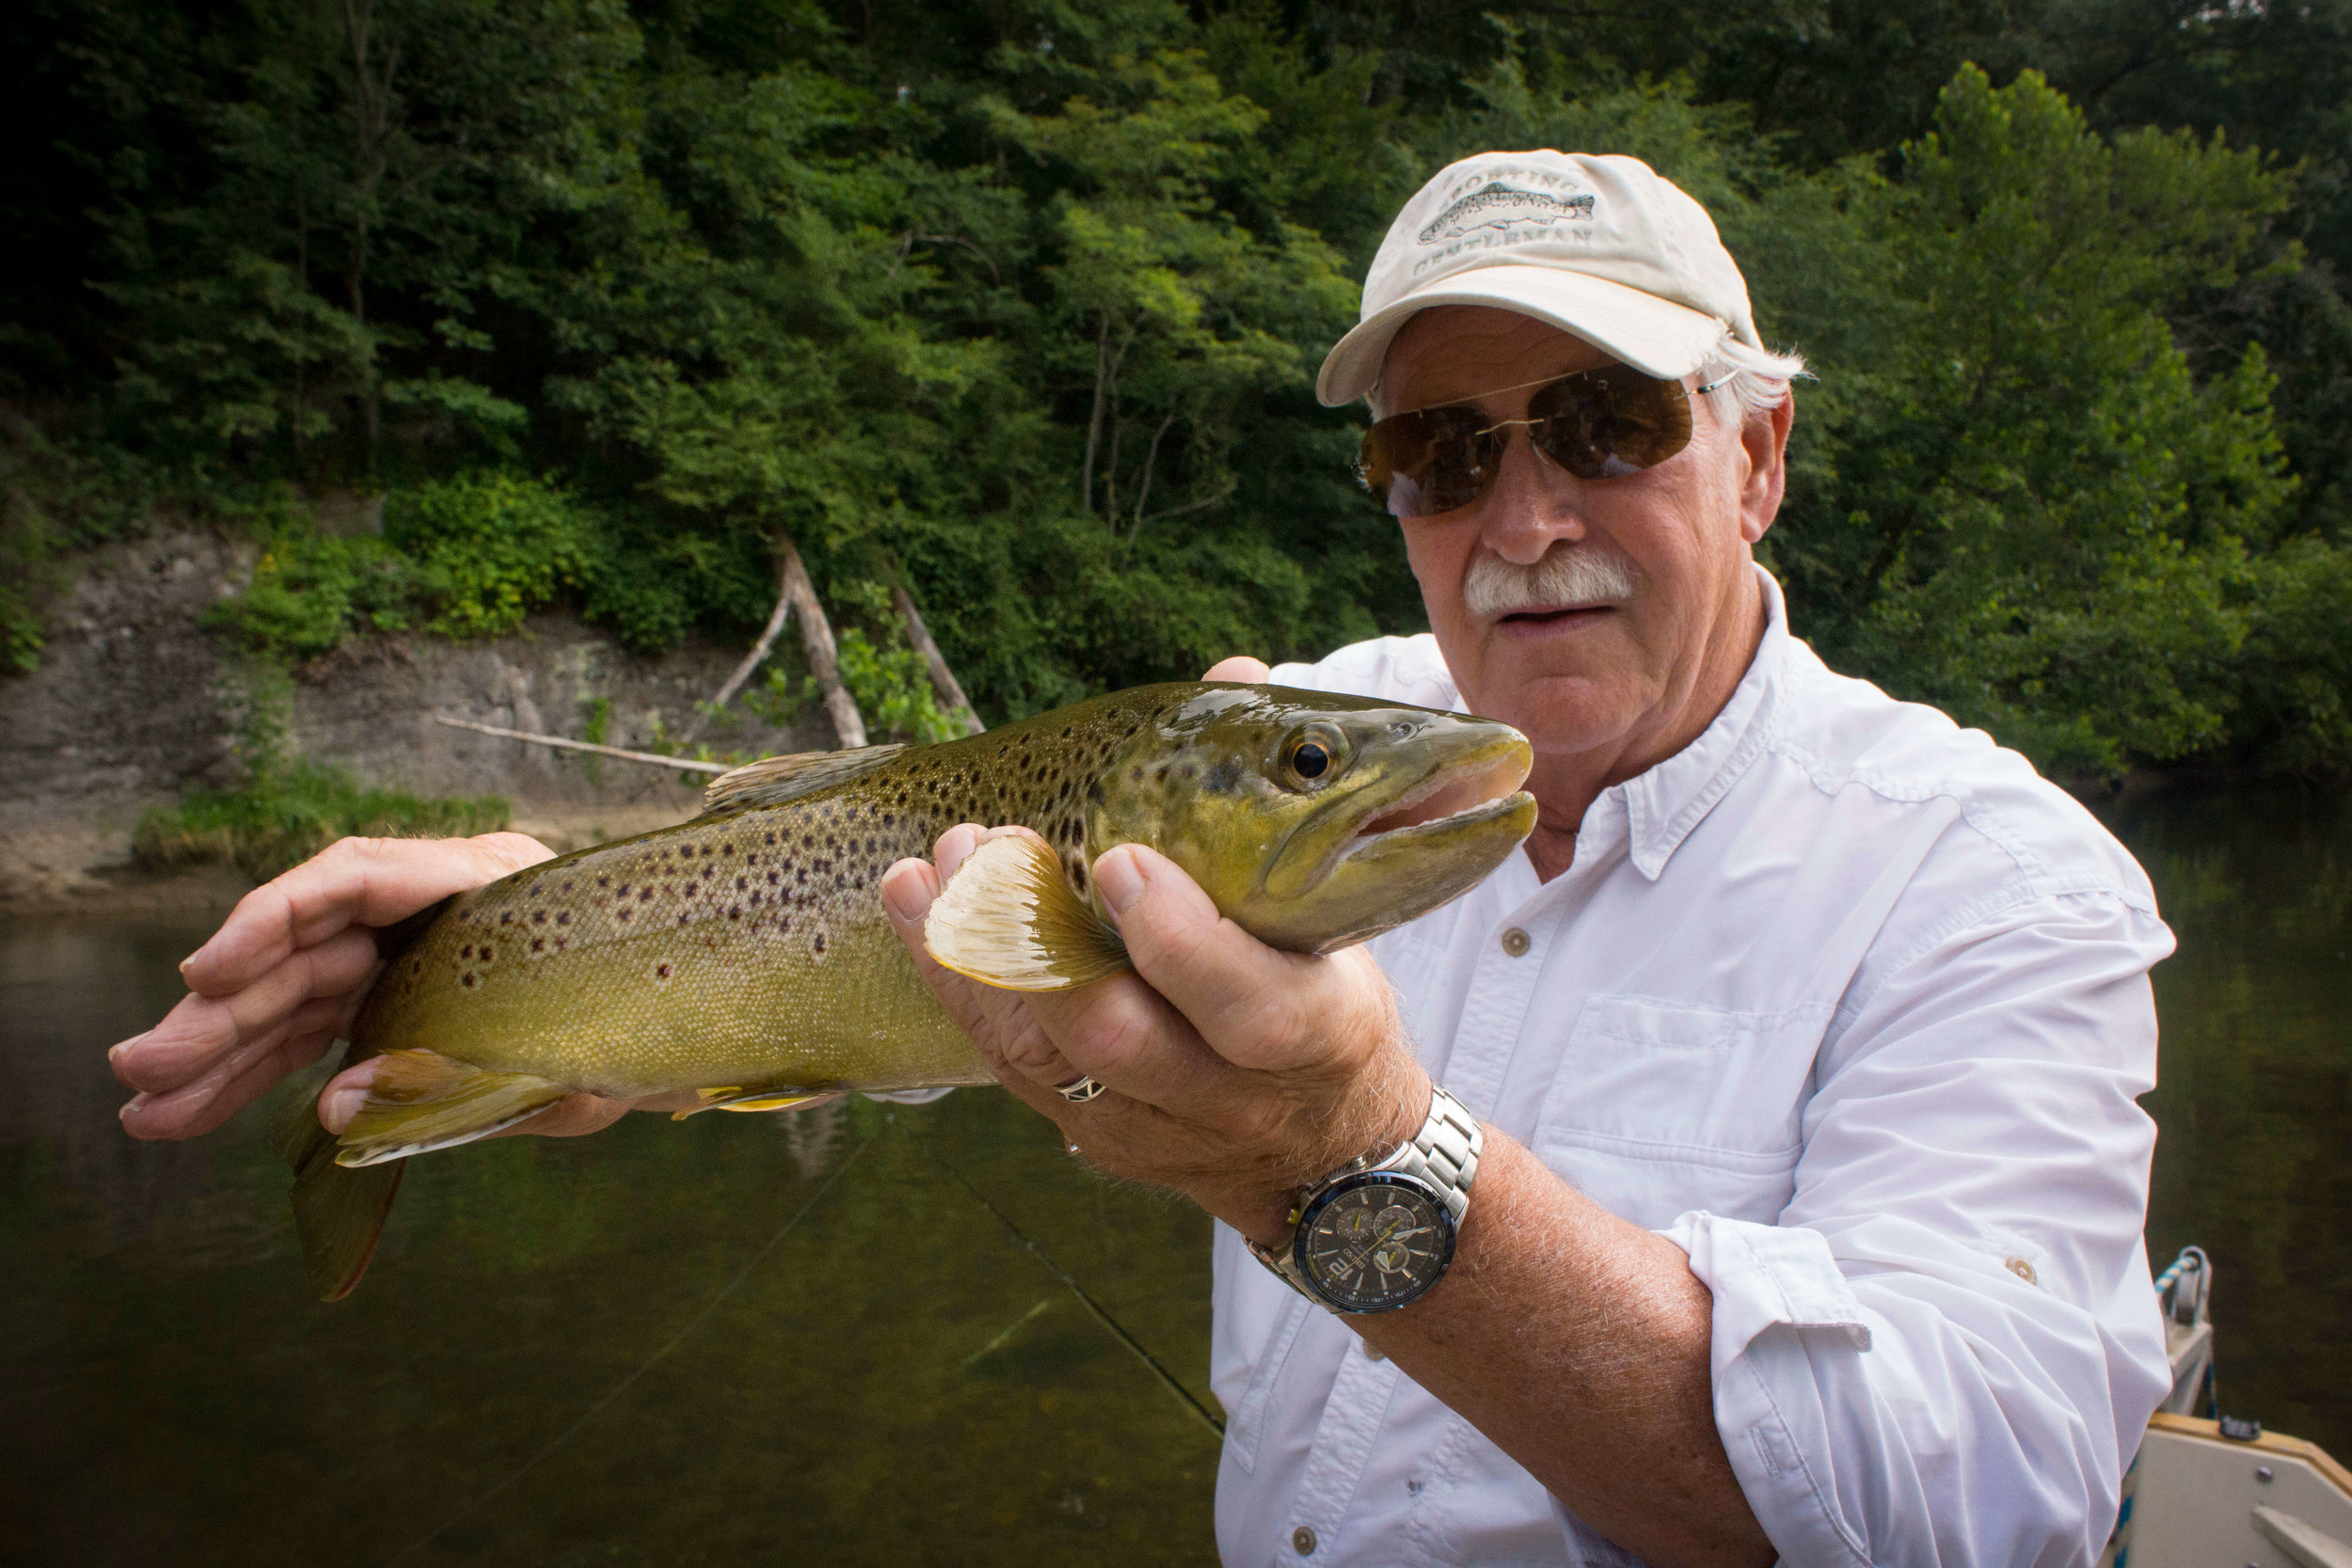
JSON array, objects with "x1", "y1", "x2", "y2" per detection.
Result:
[{"x1": 1315, "y1": 264, "x2": 1728, "y2": 407}]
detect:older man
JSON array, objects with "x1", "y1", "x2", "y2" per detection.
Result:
[{"x1": 116, "y1": 152, "x2": 2173, "y2": 1565}]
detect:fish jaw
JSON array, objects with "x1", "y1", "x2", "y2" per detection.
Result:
[{"x1": 1247, "y1": 715, "x2": 1534, "y2": 951}]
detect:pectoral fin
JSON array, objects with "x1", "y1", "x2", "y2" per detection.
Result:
[
  {"x1": 333, "y1": 1049, "x2": 570, "y2": 1168},
  {"x1": 923, "y1": 833, "x2": 1130, "y2": 991}
]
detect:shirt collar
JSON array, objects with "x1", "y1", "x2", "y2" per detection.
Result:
[{"x1": 1613, "y1": 563, "x2": 1789, "y2": 881}]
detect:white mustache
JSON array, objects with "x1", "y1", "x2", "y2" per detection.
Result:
[{"x1": 1462, "y1": 544, "x2": 1638, "y2": 618}]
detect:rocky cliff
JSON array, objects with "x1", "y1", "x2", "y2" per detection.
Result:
[{"x1": 0, "y1": 529, "x2": 831, "y2": 911}]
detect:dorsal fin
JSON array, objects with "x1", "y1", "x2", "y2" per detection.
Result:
[{"x1": 699, "y1": 744, "x2": 907, "y2": 815}]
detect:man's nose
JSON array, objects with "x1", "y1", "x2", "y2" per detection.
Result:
[{"x1": 1475, "y1": 427, "x2": 1587, "y2": 565}]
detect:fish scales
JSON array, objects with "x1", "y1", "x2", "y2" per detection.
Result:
[{"x1": 358, "y1": 688, "x2": 1200, "y2": 1099}]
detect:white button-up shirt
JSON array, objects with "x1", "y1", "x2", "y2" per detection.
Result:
[{"x1": 1220, "y1": 568, "x2": 2174, "y2": 1567}]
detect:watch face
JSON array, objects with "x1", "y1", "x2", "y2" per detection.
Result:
[{"x1": 1294, "y1": 1172, "x2": 1455, "y2": 1313}]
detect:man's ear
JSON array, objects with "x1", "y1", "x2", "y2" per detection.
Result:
[{"x1": 1738, "y1": 392, "x2": 1794, "y2": 546}]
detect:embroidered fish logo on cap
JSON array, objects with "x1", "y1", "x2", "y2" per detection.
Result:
[{"x1": 1416, "y1": 182, "x2": 1596, "y2": 245}]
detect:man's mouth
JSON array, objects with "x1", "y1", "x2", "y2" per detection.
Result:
[{"x1": 1494, "y1": 602, "x2": 1617, "y2": 626}]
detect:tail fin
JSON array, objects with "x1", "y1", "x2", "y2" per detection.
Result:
[{"x1": 274, "y1": 1065, "x2": 405, "y2": 1303}]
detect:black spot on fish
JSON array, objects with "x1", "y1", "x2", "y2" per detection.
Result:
[
  {"x1": 813, "y1": 932, "x2": 826, "y2": 954},
  {"x1": 597, "y1": 876, "x2": 610, "y2": 887},
  {"x1": 462, "y1": 973, "x2": 476, "y2": 988},
  {"x1": 677, "y1": 913, "x2": 689, "y2": 926},
  {"x1": 640, "y1": 888, "x2": 653, "y2": 902},
  {"x1": 532, "y1": 938, "x2": 545, "y2": 953},
  {"x1": 533, "y1": 911, "x2": 547, "y2": 924},
  {"x1": 1072, "y1": 861, "x2": 1089, "y2": 890},
  {"x1": 736, "y1": 877, "x2": 748, "y2": 890},
  {"x1": 765, "y1": 833, "x2": 776, "y2": 846},
  {"x1": 564, "y1": 879, "x2": 575, "y2": 891},
  {"x1": 617, "y1": 884, "x2": 630, "y2": 896},
  {"x1": 461, "y1": 944, "x2": 473, "y2": 958},
  {"x1": 482, "y1": 945, "x2": 494, "y2": 961},
  {"x1": 768, "y1": 871, "x2": 779, "y2": 884},
  {"x1": 728, "y1": 906, "x2": 740, "y2": 920},
  {"x1": 619, "y1": 911, "x2": 632, "y2": 923},
  {"x1": 501, "y1": 911, "x2": 514, "y2": 925},
  {"x1": 723, "y1": 844, "x2": 734, "y2": 856},
  {"x1": 557, "y1": 911, "x2": 570, "y2": 926},
  {"x1": 657, "y1": 963, "x2": 672, "y2": 978}
]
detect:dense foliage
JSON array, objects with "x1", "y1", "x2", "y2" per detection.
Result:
[{"x1": 7, "y1": 0, "x2": 2352, "y2": 776}]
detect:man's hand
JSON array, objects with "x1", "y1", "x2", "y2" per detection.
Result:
[
  {"x1": 879, "y1": 825, "x2": 1425, "y2": 1242},
  {"x1": 109, "y1": 832, "x2": 793, "y2": 1144}
]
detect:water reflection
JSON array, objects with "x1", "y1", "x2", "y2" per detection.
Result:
[
  {"x1": 4, "y1": 784, "x2": 2347, "y2": 1563},
  {"x1": 0, "y1": 913, "x2": 1219, "y2": 1566},
  {"x1": 2105, "y1": 785, "x2": 2352, "y2": 1458}
]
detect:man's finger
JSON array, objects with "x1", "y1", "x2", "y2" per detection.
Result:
[
  {"x1": 119, "y1": 1013, "x2": 336, "y2": 1140},
  {"x1": 112, "y1": 929, "x2": 381, "y2": 1094},
  {"x1": 180, "y1": 832, "x2": 551, "y2": 998},
  {"x1": 1082, "y1": 841, "x2": 1327, "y2": 1048},
  {"x1": 881, "y1": 852, "x2": 1089, "y2": 1091},
  {"x1": 1201, "y1": 656, "x2": 1272, "y2": 683}
]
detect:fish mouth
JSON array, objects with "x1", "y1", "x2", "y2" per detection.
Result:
[{"x1": 1343, "y1": 747, "x2": 1534, "y2": 856}]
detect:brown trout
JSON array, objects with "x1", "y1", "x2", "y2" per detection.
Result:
[{"x1": 286, "y1": 682, "x2": 1535, "y2": 1298}]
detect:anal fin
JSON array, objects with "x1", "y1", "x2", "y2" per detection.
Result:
[
  {"x1": 923, "y1": 833, "x2": 1131, "y2": 991},
  {"x1": 671, "y1": 1086, "x2": 829, "y2": 1119},
  {"x1": 334, "y1": 1049, "x2": 570, "y2": 1168}
]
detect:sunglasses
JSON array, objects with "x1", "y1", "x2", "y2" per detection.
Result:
[{"x1": 1357, "y1": 363, "x2": 1711, "y2": 519}]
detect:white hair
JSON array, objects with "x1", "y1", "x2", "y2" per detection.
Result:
[
  {"x1": 1694, "y1": 332, "x2": 1809, "y2": 427},
  {"x1": 1367, "y1": 327, "x2": 1809, "y2": 424}
]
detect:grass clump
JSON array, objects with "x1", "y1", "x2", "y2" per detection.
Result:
[{"x1": 135, "y1": 761, "x2": 509, "y2": 880}]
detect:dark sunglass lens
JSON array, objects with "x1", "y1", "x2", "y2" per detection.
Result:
[
  {"x1": 1359, "y1": 407, "x2": 1492, "y2": 518},
  {"x1": 1531, "y1": 368, "x2": 1692, "y2": 479}
]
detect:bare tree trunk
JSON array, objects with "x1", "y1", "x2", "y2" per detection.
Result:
[
  {"x1": 778, "y1": 535, "x2": 867, "y2": 749},
  {"x1": 1131, "y1": 410, "x2": 1176, "y2": 539},
  {"x1": 890, "y1": 576, "x2": 985, "y2": 735},
  {"x1": 341, "y1": 0, "x2": 401, "y2": 463},
  {"x1": 1080, "y1": 313, "x2": 1110, "y2": 515},
  {"x1": 682, "y1": 561, "x2": 798, "y2": 744}
]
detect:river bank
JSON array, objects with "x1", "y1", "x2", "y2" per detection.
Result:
[{"x1": 0, "y1": 527, "x2": 829, "y2": 913}]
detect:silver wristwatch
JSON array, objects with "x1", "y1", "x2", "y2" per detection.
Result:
[{"x1": 1247, "y1": 1084, "x2": 1482, "y2": 1314}]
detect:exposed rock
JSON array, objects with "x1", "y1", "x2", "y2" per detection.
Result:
[{"x1": 0, "y1": 528, "x2": 832, "y2": 911}]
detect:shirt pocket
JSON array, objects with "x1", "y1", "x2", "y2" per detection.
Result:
[{"x1": 1531, "y1": 994, "x2": 1829, "y2": 1230}]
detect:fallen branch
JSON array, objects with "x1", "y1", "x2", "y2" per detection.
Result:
[
  {"x1": 433, "y1": 714, "x2": 729, "y2": 775},
  {"x1": 890, "y1": 575, "x2": 985, "y2": 736},
  {"x1": 779, "y1": 535, "x2": 868, "y2": 749},
  {"x1": 683, "y1": 562, "x2": 798, "y2": 745}
]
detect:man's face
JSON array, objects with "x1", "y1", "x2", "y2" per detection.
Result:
[{"x1": 1379, "y1": 306, "x2": 1788, "y2": 772}]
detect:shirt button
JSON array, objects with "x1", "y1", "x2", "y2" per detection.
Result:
[
  {"x1": 1500, "y1": 927, "x2": 1531, "y2": 958},
  {"x1": 1293, "y1": 1526, "x2": 1318, "y2": 1556},
  {"x1": 2005, "y1": 1256, "x2": 2038, "y2": 1286}
]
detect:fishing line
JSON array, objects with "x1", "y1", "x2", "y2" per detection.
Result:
[
  {"x1": 379, "y1": 1132, "x2": 876, "y2": 1568},
  {"x1": 917, "y1": 1134, "x2": 1227, "y2": 1441}
]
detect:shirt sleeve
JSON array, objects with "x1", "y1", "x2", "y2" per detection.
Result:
[{"x1": 1664, "y1": 888, "x2": 2176, "y2": 1567}]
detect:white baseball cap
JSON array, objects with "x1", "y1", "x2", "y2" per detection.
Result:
[{"x1": 1315, "y1": 150, "x2": 1761, "y2": 407}]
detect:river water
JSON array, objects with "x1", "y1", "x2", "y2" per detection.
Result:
[{"x1": 3, "y1": 785, "x2": 2345, "y2": 1564}]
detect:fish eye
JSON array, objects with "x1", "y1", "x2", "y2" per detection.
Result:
[{"x1": 1280, "y1": 724, "x2": 1349, "y2": 790}]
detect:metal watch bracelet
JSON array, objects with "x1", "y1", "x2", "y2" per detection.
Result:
[{"x1": 1248, "y1": 1083, "x2": 1483, "y2": 1312}]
